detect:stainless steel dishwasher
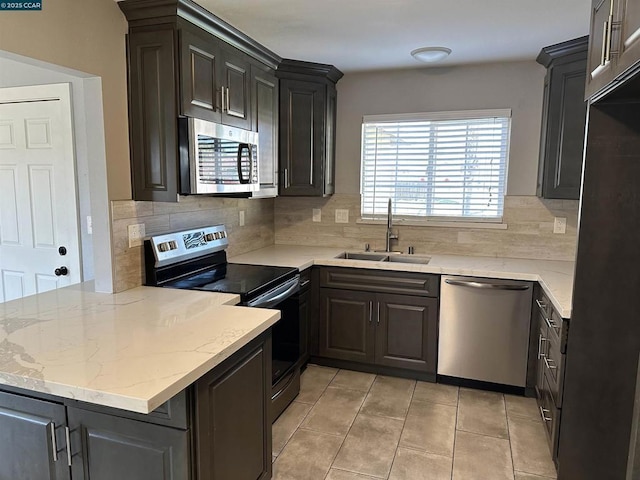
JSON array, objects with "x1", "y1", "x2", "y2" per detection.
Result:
[{"x1": 438, "y1": 275, "x2": 533, "y2": 387}]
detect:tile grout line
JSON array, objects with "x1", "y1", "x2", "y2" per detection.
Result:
[
  {"x1": 450, "y1": 386, "x2": 460, "y2": 480},
  {"x1": 385, "y1": 378, "x2": 418, "y2": 480},
  {"x1": 273, "y1": 366, "x2": 338, "y2": 465},
  {"x1": 322, "y1": 369, "x2": 377, "y2": 480},
  {"x1": 503, "y1": 394, "x2": 517, "y2": 480}
]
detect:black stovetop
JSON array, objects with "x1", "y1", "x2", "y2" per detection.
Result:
[{"x1": 163, "y1": 262, "x2": 298, "y2": 302}]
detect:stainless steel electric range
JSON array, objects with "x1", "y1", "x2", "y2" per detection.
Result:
[{"x1": 144, "y1": 225, "x2": 302, "y2": 421}]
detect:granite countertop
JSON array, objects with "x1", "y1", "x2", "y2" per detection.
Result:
[
  {"x1": 0, "y1": 283, "x2": 280, "y2": 414},
  {"x1": 230, "y1": 245, "x2": 575, "y2": 317}
]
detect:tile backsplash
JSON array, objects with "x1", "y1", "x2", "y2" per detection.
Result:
[
  {"x1": 111, "y1": 196, "x2": 274, "y2": 292},
  {"x1": 274, "y1": 194, "x2": 578, "y2": 261},
  {"x1": 111, "y1": 194, "x2": 577, "y2": 293}
]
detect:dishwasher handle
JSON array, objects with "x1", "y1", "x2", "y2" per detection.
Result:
[{"x1": 444, "y1": 279, "x2": 530, "y2": 291}]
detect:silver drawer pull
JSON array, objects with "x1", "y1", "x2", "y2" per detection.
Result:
[
  {"x1": 535, "y1": 299, "x2": 548, "y2": 311},
  {"x1": 49, "y1": 422, "x2": 58, "y2": 462},
  {"x1": 545, "y1": 315, "x2": 558, "y2": 330},
  {"x1": 544, "y1": 357, "x2": 557, "y2": 371},
  {"x1": 537, "y1": 334, "x2": 547, "y2": 359},
  {"x1": 65, "y1": 426, "x2": 72, "y2": 467},
  {"x1": 539, "y1": 406, "x2": 552, "y2": 422},
  {"x1": 369, "y1": 301, "x2": 373, "y2": 323}
]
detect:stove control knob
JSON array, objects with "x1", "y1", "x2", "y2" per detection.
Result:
[
  {"x1": 205, "y1": 233, "x2": 215, "y2": 242},
  {"x1": 220, "y1": 231, "x2": 226, "y2": 238}
]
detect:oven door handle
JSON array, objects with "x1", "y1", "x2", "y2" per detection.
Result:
[
  {"x1": 246, "y1": 275, "x2": 300, "y2": 308},
  {"x1": 237, "y1": 143, "x2": 252, "y2": 184}
]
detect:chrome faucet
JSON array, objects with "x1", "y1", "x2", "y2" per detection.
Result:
[{"x1": 385, "y1": 198, "x2": 398, "y2": 252}]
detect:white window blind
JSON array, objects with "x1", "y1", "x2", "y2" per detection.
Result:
[{"x1": 361, "y1": 110, "x2": 511, "y2": 222}]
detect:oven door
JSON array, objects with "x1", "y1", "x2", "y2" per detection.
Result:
[
  {"x1": 245, "y1": 275, "x2": 302, "y2": 421},
  {"x1": 188, "y1": 118, "x2": 259, "y2": 194}
]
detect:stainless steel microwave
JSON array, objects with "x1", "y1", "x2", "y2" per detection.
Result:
[{"x1": 179, "y1": 118, "x2": 259, "y2": 195}]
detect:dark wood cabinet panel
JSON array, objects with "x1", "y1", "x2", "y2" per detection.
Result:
[
  {"x1": 536, "y1": 37, "x2": 588, "y2": 200},
  {"x1": 375, "y1": 294, "x2": 438, "y2": 373},
  {"x1": 320, "y1": 267, "x2": 439, "y2": 297},
  {"x1": 127, "y1": 26, "x2": 179, "y2": 202},
  {"x1": 277, "y1": 59, "x2": 343, "y2": 197},
  {"x1": 251, "y1": 66, "x2": 279, "y2": 197},
  {"x1": 221, "y1": 50, "x2": 252, "y2": 130},
  {"x1": 180, "y1": 25, "x2": 221, "y2": 122},
  {"x1": 299, "y1": 288, "x2": 311, "y2": 365},
  {"x1": 0, "y1": 391, "x2": 70, "y2": 480},
  {"x1": 319, "y1": 288, "x2": 375, "y2": 364},
  {"x1": 194, "y1": 339, "x2": 271, "y2": 480},
  {"x1": 68, "y1": 407, "x2": 189, "y2": 480},
  {"x1": 618, "y1": 0, "x2": 640, "y2": 75}
]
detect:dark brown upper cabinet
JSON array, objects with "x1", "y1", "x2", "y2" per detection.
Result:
[
  {"x1": 277, "y1": 59, "x2": 343, "y2": 197},
  {"x1": 251, "y1": 64, "x2": 279, "y2": 197},
  {"x1": 536, "y1": 37, "x2": 588, "y2": 200},
  {"x1": 119, "y1": 0, "x2": 280, "y2": 202},
  {"x1": 585, "y1": 0, "x2": 640, "y2": 100}
]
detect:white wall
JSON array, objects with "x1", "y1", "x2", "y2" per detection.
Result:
[
  {"x1": 0, "y1": 51, "x2": 113, "y2": 293},
  {"x1": 334, "y1": 61, "x2": 546, "y2": 195}
]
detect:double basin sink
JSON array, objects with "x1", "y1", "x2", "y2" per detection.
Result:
[{"x1": 335, "y1": 252, "x2": 431, "y2": 265}]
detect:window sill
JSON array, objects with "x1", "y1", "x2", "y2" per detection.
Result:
[{"x1": 356, "y1": 218, "x2": 508, "y2": 230}]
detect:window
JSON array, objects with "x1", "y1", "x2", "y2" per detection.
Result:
[{"x1": 361, "y1": 110, "x2": 511, "y2": 222}]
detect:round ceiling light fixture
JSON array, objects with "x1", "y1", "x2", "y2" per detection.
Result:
[{"x1": 411, "y1": 46, "x2": 452, "y2": 64}]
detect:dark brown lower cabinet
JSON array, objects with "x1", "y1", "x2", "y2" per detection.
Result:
[
  {"x1": 68, "y1": 407, "x2": 190, "y2": 480},
  {"x1": 319, "y1": 288, "x2": 438, "y2": 374},
  {"x1": 0, "y1": 332, "x2": 272, "y2": 480},
  {"x1": 0, "y1": 391, "x2": 70, "y2": 480},
  {"x1": 194, "y1": 341, "x2": 271, "y2": 480}
]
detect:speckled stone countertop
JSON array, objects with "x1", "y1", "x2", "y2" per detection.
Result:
[
  {"x1": 230, "y1": 245, "x2": 575, "y2": 317},
  {"x1": 0, "y1": 283, "x2": 279, "y2": 413}
]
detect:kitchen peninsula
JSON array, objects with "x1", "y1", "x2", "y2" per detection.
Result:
[{"x1": 0, "y1": 283, "x2": 279, "y2": 479}]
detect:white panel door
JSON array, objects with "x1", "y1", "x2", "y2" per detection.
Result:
[{"x1": 0, "y1": 84, "x2": 81, "y2": 303}]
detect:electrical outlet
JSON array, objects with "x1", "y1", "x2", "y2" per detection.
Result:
[
  {"x1": 312, "y1": 208, "x2": 322, "y2": 222},
  {"x1": 239, "y1": 210, "x2": 245, "y2": 227},
  {"x1": 128, "y1": 223, "x2": 146, "y2": 248},
  {"x1": 553, "y1": 217, "x2": 567, "y2": 234},
  {"x1": 335, "y1": 209, "x2": 349, "y2": 224},
  {"x1": 87, "y1": 215, "x2": 93, "y2": 235}
]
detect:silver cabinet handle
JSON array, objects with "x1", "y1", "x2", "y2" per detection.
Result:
[
  {"x1": 369, "y1": 301, "x2": 373, "y2": 323},
  {"x1": 377, "y1": 302, "x2": 380, "y2": 325},
  {"x1": 65, "y1": 426, "x2": 72, "y2": 467},
  {"x1": 535, "y1": 299, "x2": 548, "y2": 313},
  {"x1": 539, "y1": 406, "x2": 552, "y2": 422},
  {"x1": 283, "y1": 168, "x2": 288, "y2": 187},
  {"x1": 444, "y1": 279, "x2": 530, "y2": 291},
  {"x1": 49, "y1": 422, "x2": 58, "y2": 462},
  {"x1": 544, "y1": 357, "x2": 557, "y2": 371},
  {"x1": 605, "y1": 14, "x2": 614, "y2": 62},
  {"x1": 544, "y1": 315, "x2": 558, "y2": 331},
  {"x1": 601, "y1": 20, "x2": 609, "y2": 66},
  {"x1": 537, "y1": 334, "x2": 547, "y2": 359},
  {"x1": 220, "y1": 86, "x2": 226, "y2": 112},
  {"x1": 226, "y1": 87, "x2": 231, "y2": 113}
]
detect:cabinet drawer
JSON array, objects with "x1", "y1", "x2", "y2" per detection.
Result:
[
  {"x1": 65, "y1": 390, "x2": 189, "y2": 430},
  {"x1": 320, "y1": 267, "x2": 439, "y2": 297},
  {"x1": 544, "y1": 333, "x2": 564, "y2": 408},
  {"x1": 540, "y1": 374, "x2": 561, "y2": 462}
]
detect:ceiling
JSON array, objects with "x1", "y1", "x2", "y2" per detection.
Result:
[{"x1": 195, "y1": 0, "x2": 592, "y2": 72}]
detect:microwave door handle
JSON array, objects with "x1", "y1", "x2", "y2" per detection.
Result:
[{"x1": 237, "y1": 143, "x2": 250, "y2": 184}]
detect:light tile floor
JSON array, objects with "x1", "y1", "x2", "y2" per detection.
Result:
[{"x1": 272, "y1": 365, "x2": 557, "y2": 480}]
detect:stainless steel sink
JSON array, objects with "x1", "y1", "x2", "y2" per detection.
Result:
[
  {"x1": 335, "y1": 252, "x2": 430, "y2": 264},
  {"x1": 386, "y1": 254, "x2": 431, "y2": 264},
  {"x1": 335, "y1": 252, "x2": 388, "y2": 261}
]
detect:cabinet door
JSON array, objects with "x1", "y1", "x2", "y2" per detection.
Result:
[
  {"x1": 539, "y1": 59, "x2": 587, "y2": 199},
  {"x1": 279, "y1": 79, "x2": 326, "y2": 196},
  {"x1": 319, "y1": 288, "x2": 375, "y2": 364},
  {"x1": 128, "y1": 26, "x2": 179, "y2": 202},
  {"x1": 0, "y1": 391, "x2": 70, "y2": 480},
  {"x1": 375, "y1": 294, "x2": 438, "y2": 373},
  {"x1": 616, "y1": 0, "x2": 640, "y2": 75},
  {"x1": 323, "y1": 85, "x2": 337, "y2": 196},
  {"x1": 68, "y1": 407, "x2": 189, "y2": 480},
  {"x1": 220, "y1": 49, "x2": 252, "y2": 130},
  {"x1": 180, "y1": 25, "x2": 222, "y2": 123},
  {"x1": 585, "y1": 0, "x2": 616, "y2": 99},
  {"x1": 194, "y1": 340, "x2": 271, "y2": 480},
  {"x1": 251, "y1": 66, "x2": 279, "y2": 197}
]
